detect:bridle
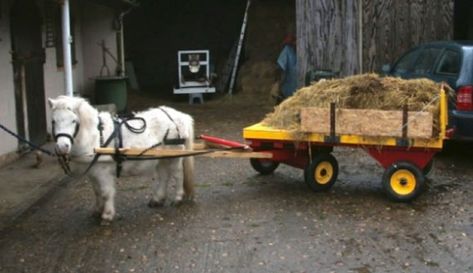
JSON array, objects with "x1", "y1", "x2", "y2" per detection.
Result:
[
  {"x1": 51, "y1": 109, "x2": 80, "y2": 175},
  {"x1": 52, "y1": 117, "x2": 81, "y2": 145}
]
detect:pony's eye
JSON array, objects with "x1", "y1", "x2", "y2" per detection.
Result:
[
  {"x1": 72, "y1": 120, "x2": 76, "y2": 124},
  {"x1": 52, "y1": 120, "x2": 56, "y2": 125}
]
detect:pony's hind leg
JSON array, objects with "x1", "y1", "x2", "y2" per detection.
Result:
[
  {"x1": 168, "y1": 158, "x2": 185, "y2": 205},
  {"x1": 149, "y1": 161, "x2": 168, "y2": 207}
]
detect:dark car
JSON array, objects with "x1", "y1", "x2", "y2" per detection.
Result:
[{"x1": 382, "y1": 41, "x2": 473, "y2": 140}]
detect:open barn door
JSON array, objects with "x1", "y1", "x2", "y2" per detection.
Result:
[
  {"x1": 10, "y1": 0, "x2": 47, "y2": 149},
  {"x1": 454, "y1": 0, "x2": 473, "y2": 39}
]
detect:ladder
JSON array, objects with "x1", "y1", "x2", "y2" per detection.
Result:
[
  {"x1": 228, "y1": 0, "x2": 251, "y2": 95},
  {"x1": 216, "y1": 41, "x2": 237, "y2": 93}
]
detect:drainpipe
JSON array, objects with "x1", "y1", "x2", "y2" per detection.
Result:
[
  {"x1": 117, "y1": 8, "x2": 132, "y2": 77},
  {"x1": 118, "y1": 20, "x2": 125, "y2": 77},
  {"x1": 61, "y1": 0, "x2": 74, "y2": 96}
]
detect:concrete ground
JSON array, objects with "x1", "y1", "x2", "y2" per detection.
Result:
[
  {"x1": 1, "y1": 92, "x2": 473, "y2": 273},
  {"x1": 0, "y1": 143, "x2": 65, "y2": 232}
]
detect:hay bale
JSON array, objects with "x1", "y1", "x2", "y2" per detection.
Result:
[
  {"x1": 237, "y1": 61, "x2": 278, "y2": 97},
  {"x1": 262, "y1": 73, "x2": 450, "y2": 137}
]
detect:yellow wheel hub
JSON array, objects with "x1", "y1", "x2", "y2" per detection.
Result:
[
  {"x1": 390, "y1": 169, "x2": 416, "y2": 195},
  {"x1": 314, "y1": 161, "x2": 333, "y2": 185}
]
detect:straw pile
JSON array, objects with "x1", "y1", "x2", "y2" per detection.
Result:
[
  {"x1": 237, "y1": 61, "x2": 276, "y2": 95},
  {"x1": 262, "y1": 73, "x2": 450, "y2": 135}
]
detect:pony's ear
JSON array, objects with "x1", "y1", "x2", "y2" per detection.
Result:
[{"x1": 48, "y1": 98, "x2": 56, "y2": 109}]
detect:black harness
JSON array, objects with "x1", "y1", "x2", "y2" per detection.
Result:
[
  {"x1": 99, "y1": 107, "x2": 187, "y2": 177},
  {"x1": 52, "y1": 107, "x2": 189, "y2": 178}
]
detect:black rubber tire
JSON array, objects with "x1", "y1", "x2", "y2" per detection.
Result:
[
  {"x1": 382, "y1": 161, "x2": 425, "y2": 202},
  {"x1": 250, "y1": 158, "x2": 280, "y2": 175},
  {"x1": 304, "y1": 153, "x2": 339, "y2": 192}
]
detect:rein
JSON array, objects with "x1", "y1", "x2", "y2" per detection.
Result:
[{"x1": 0, "y1": 123, "x2": 55, "y2": 156}]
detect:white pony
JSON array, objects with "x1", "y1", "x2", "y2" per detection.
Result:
[{"x1": 48, "y1": 96, "x2": 195, "y2": 222}]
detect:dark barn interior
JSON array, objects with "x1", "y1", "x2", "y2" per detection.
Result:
[
  {"x1": 124, "y1": 0, "x2": 295, "y2": 99},
  {"x1": 454, "y1": 0, "x2": 473, "y2": 40}
]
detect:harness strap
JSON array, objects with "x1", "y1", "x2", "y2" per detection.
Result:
[
  {"x1": 98, "y1": 116, "x2": 104, "y2": 146},
  {"x1": 61, "y1": 117, "x2": 118, "y2": 178},
  {"x1": 111, "y1": 115, "x2": 148, "y2": 178},
  {"x1": 114, "y1": 118, "x2": 123, "y2": 178},
  {"x1": 159, "y1": 107, "x2": 181, "y2": 138}
]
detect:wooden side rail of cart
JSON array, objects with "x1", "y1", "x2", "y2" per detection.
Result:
[{"x1": 242, "y1": 88, "x2": 450, "y2": 202}]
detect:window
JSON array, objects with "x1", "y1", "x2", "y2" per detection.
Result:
[
  {"x1": 412, "y1": 48, "x2": 442, "y2": 74},
  {"x1": 436, "y1": 50, "x2": 461, "y2": 75},
  {"x1": 393, "y1": 50, "x2": 419, "y2": 74}
]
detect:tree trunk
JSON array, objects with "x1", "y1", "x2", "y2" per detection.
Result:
[
  {"x1": 296, "y1": 0, "x2": 454, "y2": 84},
  {"x1": 296, "y1": 0, "x2": 359, "y2": 85}
]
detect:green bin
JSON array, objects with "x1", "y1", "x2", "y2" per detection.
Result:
[{"x1": 95, "y1": 76, "x2": 127, "y2": 112}]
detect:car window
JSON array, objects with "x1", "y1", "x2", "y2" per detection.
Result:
[
  {"x1": 392, "y1": 49, "x2": 419, "y2": 74},
  {"x1": 412, "y1": 48, "x2": 442, "y2": 74},
  {"x1": 435, "y1": 50, "x2": 461, "y2": 76}
]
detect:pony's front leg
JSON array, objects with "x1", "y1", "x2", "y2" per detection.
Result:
[
  {"x1": 149, "y1": 161, "x2": 168, "y2": 207},
  {"x1": 89, "y1": 166, "x2": 116, "y2": 222},
  {"x1": 90, "y1": 176, "x2": 104, "y2": 216}
]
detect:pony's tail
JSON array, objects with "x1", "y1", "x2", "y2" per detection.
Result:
[{"x1": 183, "y1": 119, "x2": 195, "y2": 200}]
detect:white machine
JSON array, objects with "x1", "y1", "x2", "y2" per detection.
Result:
[{"x1": 173, "y1": 50, "x2": 216, "y2": 104}]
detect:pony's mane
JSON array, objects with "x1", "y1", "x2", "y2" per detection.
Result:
[
  {"x1": 52, "y1": 96, "x2": 98, "y2": 130},
  {"x1": 51, "y1": 96, "x2": 88, "y2": 111}
]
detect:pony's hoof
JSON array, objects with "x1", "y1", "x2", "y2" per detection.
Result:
[
  {"x1": 184, "y1": 194, "x2": 195, "y2": 202},
  {"x1": 169, "y1": 200, "x2": 183, "y2": 207},
  {"x1": 100, "y1": 219, "x2": 112, "y2": 226},
  {"x1": 148, "y1": 200, "x2": 165, "y2": 208},
  {"x1": 101, "y1": 210, "x2": 115, "y2": 222}
]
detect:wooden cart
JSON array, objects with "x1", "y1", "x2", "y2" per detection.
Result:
[
  {"x1": 96, "y1": 88, "x2": 449, "y2": 202},
  {"x1": 242, "y1": 88, "x2": 450, "y2": 201}
]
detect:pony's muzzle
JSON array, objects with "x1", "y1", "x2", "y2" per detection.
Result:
[{"x1": 55, "y1": 137, "x2": 72, "y2": 155}]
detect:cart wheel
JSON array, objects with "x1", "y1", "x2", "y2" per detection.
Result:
[
  {"x1": 382, "y1": 161, "x2": 425, "y2": 202},
  {"x1": 250, "y1": 158, "x2": 279, "y2": 175},
  {"x1": 304, "y1": 153, "x2": 339, "y2": 192},
  {"x1": 423, "y1": 159, "x2": 434, "y2": 177}
]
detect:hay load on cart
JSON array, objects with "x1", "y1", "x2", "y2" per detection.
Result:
[
  {"x1": 244, "y1": 73, "x2": 452, "y2": 201},
  {"x1": 262, "y1": 73, "x2": 449, "y2": 139}
]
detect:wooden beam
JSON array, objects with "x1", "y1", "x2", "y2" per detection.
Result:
[{"x1": 94, "y1": 147, "x2": 273, "y2": 159}]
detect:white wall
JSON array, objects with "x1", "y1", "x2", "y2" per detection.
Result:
[
  {"x1": 0, "y1": 0, "x2": 19, "y2": 156},
  {"x1": 43, "y1": 0, "x2": 86, "y2": 133},
  {"x1": 0, "y1": 0, "x2": 117, "y2": 158},
  {"x1": 79, "y1": 2, "x2": 119, "y2": 97},
  {"x1": 43, "y1": 0, "x2": 116, "y2": 133}
]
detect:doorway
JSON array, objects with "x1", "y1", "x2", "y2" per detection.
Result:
[
  {"x1": 454, "y1": 0, "x2": 473, "y2": 39},
  {"x1": 10, "y1": 0, "x2": 47, "y2": 148}
]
